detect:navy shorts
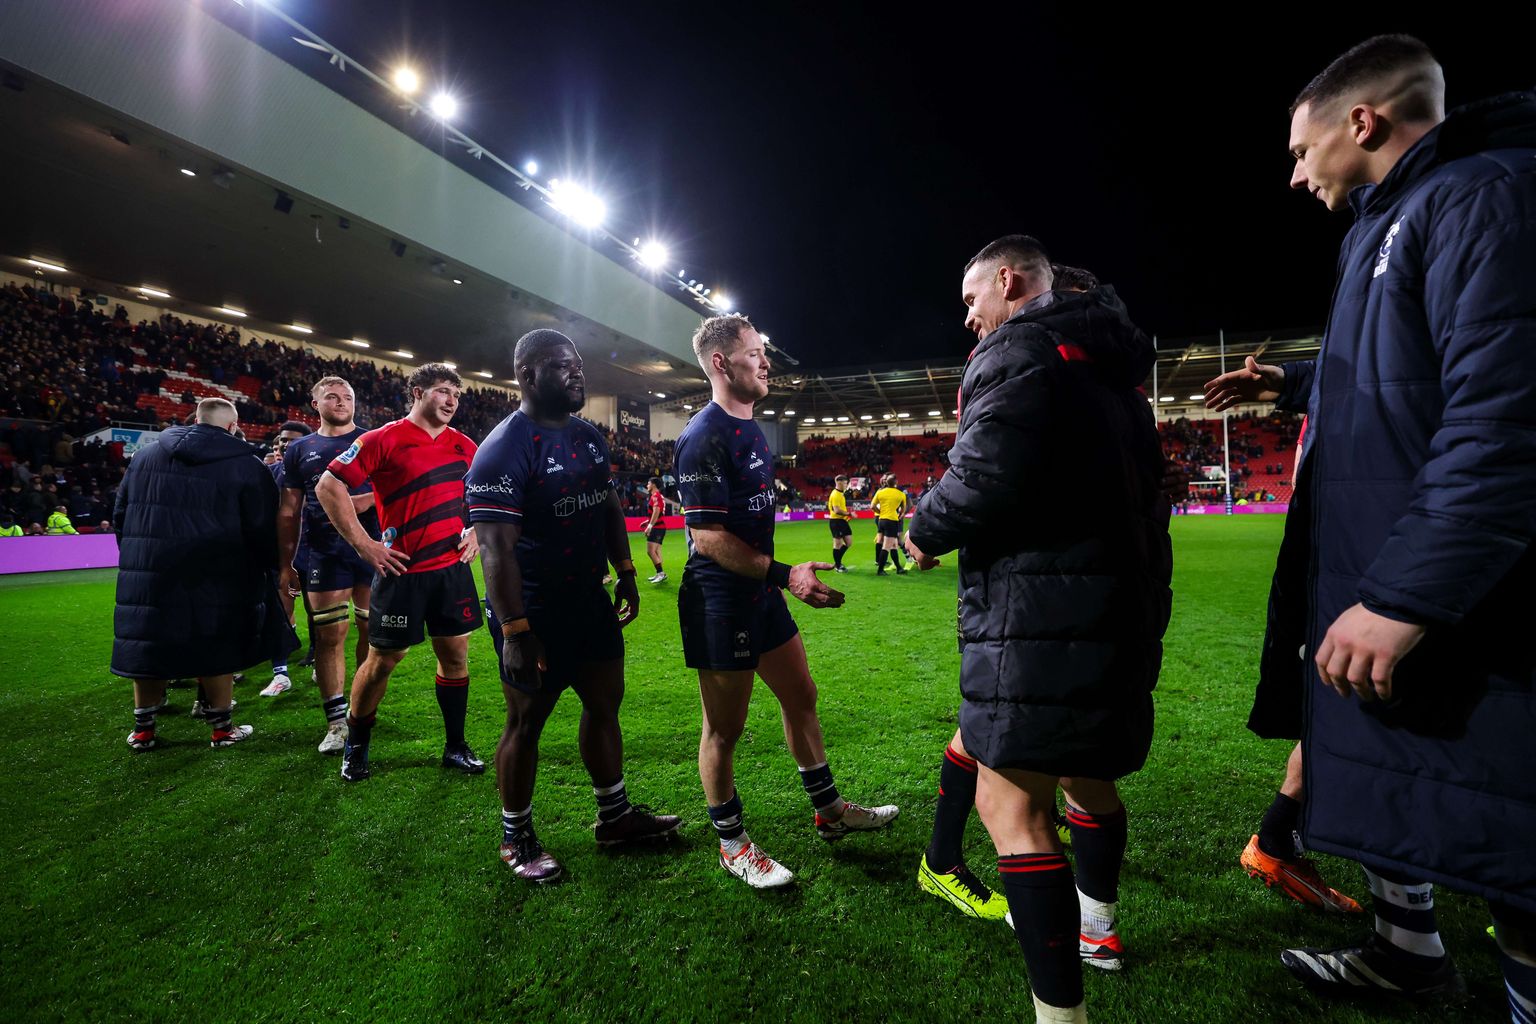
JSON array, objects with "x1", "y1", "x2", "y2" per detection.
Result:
[
  {"x1": 369, "y1": 562, "x2": 482, "y2": 650},
  {"x1": 828, "y1": 519, "x2": 853, "y2": 538},
  {"x1": 678, "y1": 574, "x2": 799, "y2": 672},
  {"x1": 302, "y1": 546, "x2": 375, "y2": 593},
  {"x1": 877, "y1": 520, "x2": 902, "y2": 539},
  {"x1": 484, "y1": 584, "x2": 624, "y2": 694},
  {"x1": 646, "y1": 527, "x2": 667, "y2": 544}
]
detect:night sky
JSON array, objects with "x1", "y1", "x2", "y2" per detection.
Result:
[{"x1": 250, "y1": 3, "x2": 1531, "y2": 368}]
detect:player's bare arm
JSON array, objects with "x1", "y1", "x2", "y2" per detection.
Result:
[
  {"x1": 689, "y1": 523, "x2": 844, "y2": 609},
  {"x1": 317, "y1": 470, "x2": 408, "y2": 576}
]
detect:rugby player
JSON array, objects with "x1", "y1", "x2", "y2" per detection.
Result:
[{"x1": 643, "y1": 477, "x2": 668, "y2": 583}]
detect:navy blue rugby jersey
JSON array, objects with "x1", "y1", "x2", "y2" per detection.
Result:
[
  {"x1": 465, "y1": 411, "x2": 614, "y2": 601},
  {"x1": 674, "y1": 402, "x2": 776, "y2": 591},
  {"x1": 283, "y1": 427, "x2": 380, "y2": 556}
]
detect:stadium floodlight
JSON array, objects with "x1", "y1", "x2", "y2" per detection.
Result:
[
  {"x1": 837, "y1": 416, "x2": 850, "y2": 422},
  {"x1": 711, "y1": 294, "x2": 734, "y2": 312},
  {"x1": 1187, "y1": 394, "x2": 1203, "y2": 401},
  {"x1": 790, "y1": 378, "x2": 802, "y2": 384},
  {"x1": 452, "y1": 278, "x2": 463, "y2": 285},
  {"x1": 180, "y1": 168, "x2": 196, "y2": 177},
  {"x1": 654, "y1": 392, "x2": 667, "y2": 399},
  {"x1": 442, "y1": 361, "x2": 457, "y2": 369},
  {"x1": 475, "y1": 371, "x2": 492, "y2": 378},
  {"x1": 429, "y1": 92, "x2": 459, "y2": 121},
  {"x1": 860, "y1": 415, "x2": 872, "y2": 421},
  {"x1": 762, "y1": 409, "x2": 775, "y2": 415},
  {"x1": 637, "y1": 241, "x2": 669, "y2": 269},
  {"x1": 1158, "y1": 395, "x2": 1175, "y2": 402},
  {"x1": 882, "y1": 413, "x2": 893, "y2": 420},
  {"x1": 289, "y1": 323, "x2": 313, "y2": 335},
  {"x1": 524, "y1": 159, "x2": 538, "y2": 176},
  {"x1": 928, "y1": 410, "x2": 941, "y2": 417},
  {"x1": 393, "y1": 66, "x2": 421, "y2": 95},
  {"x1": 139, "y1": 286, "x2": 171, "y2": 299},
  {"x1": 346, "y1": 338, "x2": 370, "y2": 348},
  {"x1": 548, "y1": 179, "x2": 608, "y2": 228},
  {"x1": 821, "y1": 417, "x2": 836, "y2": 424},
  {"x1": 26, "y1": 258, "x2": 68, "y2": 273},
  {"x1": 761, "y1": 333, "x2": 770, "y2": 343},
  {"x1": 218, "y1": 306, "x2": 247, "y2": 318},
  {"x1": 783, "y1": 410, "x2": 796, "y2": 416},
  {"x1": 395, "y1": 350, "x2": 414, "y2": 359},
  {"x1": 683, "y1": 404, "x2": 694, "y2": 411},
  {"x1": 896, "y1": 412, "x2": 911, "y2": 419}
]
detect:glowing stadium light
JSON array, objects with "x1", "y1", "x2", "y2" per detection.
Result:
[
  {"x1": 821, "y1": 417, "x2": 836, "y2": 424},
  {"x1": 524, "y1": 159, "x2": 538, "y2": 176},
  {"x1": 26, "y1": 258, "x2": 67, "y2": 273},
  {"x1": 475, "y1": 371, "x2": 493, "y2": 379},
  {"x1": 654, "y1": 392, "x2": 667, "y2": 399},
  {"x1": 790, "y1": 378, "x2": 802, "y2": 384},
  {"x1": 346, "y1": 338, "x2": 370, "y2": 348},
  {"x1": 683, "y1": 404, "x2": 694, "y2": 410},
  {"x1": 1158, "y1": 395, "x2": 1175, "y2": 402},
  {"x1": 896, "y1": 412, "x2": 911, "y2": 419},
  {"x1": 760, "y1": 334, "x2": 770, "y2": 343},
  {"x1": 882, "y1": 413, "x2": 893, "y2": 420},
  {"x1": 860, "y1": 415, "x2": 873, "y2": 421},
  {"x1": 711, "y1": 294, "x2": 734, "y2": 312},
  {"x1": 289, "y1": 323, "x2": 313, "y2": 335},
  {"x1": 393, "y1": 66, "x2": 421, "y2": 95},
  {"x1": 548, "y1": 179, "x2": 608, "y2": 228},
  {"x1": 218, "y1": 306, "x2": 247, "y2": 318},
  {"x1": 783, "y1": 410, "x2": 796, "y2": 417},
  {"x1": 394, "y1": 350, "x2": 414, "y2": 359},
  {"x1": 762, "y1": 410, "x2": 775, "y2": 416},
  {"x1": 837, "y1": 416, "x2": 850, "y2": 423},
  {"x1": 180, "y1": 168, "x2": 196, "y2": 177},
  {"x1": 139, "y1": 286, "x2": 171, "y2": 299},
  {"x1": 429, "y1": 92, "x2": 459, "y2": 121},
  {"x1": 452, "y1": 278, "x2": 463, "y2": 285},
  {"x1": 928, "y1": 410, "x2": 941, "y2": 417},
  {"x1": 1187, "y1": 394, "x2": 1204, "y2": 401},
  {"x1": 637, "y1": 241, "x2": 670, "y2": 269},
  {"x1": 442, "y1": 362, "x2": 457, "y2": 369}
]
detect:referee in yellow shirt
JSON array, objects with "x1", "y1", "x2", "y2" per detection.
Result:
[
  {"x1": 871, "y1": 474, "x2": 908, "y2": 576},
  {"x1": 827, "y1": 474, "x2": 854, "y2": 573}
]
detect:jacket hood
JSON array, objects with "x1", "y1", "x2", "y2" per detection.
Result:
[
  {"x1": 1009, "y1": 285, "x2": 1155, "y2": 388},
  {"x1": 162, "y1": 423, "x2": 263, "y2": 466}
]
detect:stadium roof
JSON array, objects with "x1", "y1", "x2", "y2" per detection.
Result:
[
  {"x1": 0, "y1": 0, "x2": 711, "y2": 400},
  {"x1": 652, "y1": 332, "x2": 1321, "y2": 425}
]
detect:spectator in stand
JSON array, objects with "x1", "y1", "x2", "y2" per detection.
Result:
[{"x1": 45, "y1": 505, "x2": 78, "y2": 535}]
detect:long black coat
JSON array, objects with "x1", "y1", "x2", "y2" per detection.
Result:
[
  {"x1": 1263, "y1": 92, "x2": 1536, "y2": 912},
  {"x1": 909, "y1": 288, "x2": 1172, "y2": 777},
  {"x1": 110, "y1": 424, "x2": 295, "y2": 679}
]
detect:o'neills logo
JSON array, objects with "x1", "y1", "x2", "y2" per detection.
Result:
[{"x1": 554, "y1": 487, "x2": 610, "y2": 517}]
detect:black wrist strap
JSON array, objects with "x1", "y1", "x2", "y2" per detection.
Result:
[{"x1": 766, "y1": 561, "x2": 792, "y2": 589}]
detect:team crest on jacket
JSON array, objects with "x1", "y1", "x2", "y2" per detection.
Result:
[{"x1": 1373, "y1": 219, "x2": 1402, "y2": 278}]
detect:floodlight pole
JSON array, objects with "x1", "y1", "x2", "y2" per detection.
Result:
[{"x1": 1220, "y1": 329, "x2": 1233, "y2": 515}]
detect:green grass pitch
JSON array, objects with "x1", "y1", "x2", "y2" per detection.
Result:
[{"x1": 0, "y1": 518, "x2": 1508, "y2": 1022}]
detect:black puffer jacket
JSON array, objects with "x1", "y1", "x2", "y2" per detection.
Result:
[
  {"x1": 909, "y1": 287, "x2": 1172, "y2": 777},
  {"x1": 110, "y1": 424, "x2": 294, "y2": 679}
]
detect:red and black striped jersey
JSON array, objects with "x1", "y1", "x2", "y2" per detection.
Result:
[{"x1": 328, "y1": 418, "x2": 477, "y2": 574}]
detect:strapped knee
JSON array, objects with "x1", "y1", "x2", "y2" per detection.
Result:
[{"x1": 312, "y1": 603, "x2": 350, "y2": 627}]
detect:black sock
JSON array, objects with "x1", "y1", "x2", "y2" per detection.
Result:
[
  {"x1": 998, "y1": 852, "x2": 1083, "y2": 1009},
  {"x1": 1365, "y1": 867, "x2": 1448, "y2": 972},
  {"x1": 502, "y1": 805, "x2": 532, "y2": 845},
  {"x1": 707, "y1": 791, "x2": 747, "y2": 844},
  {"x1": 799, "y1": 761, "x2": 842, "y2": 815},
  {"x1": 1065, "y1": 803, "x2": 1127, "y2": 904},
  {"x1": 347, "y1": 711, "x2": 376, "y2": 750},
  {"x1": 206, "y1": 706, "x2": 233, "y2": 734},
  {"x1": 652, "y1": 559, "x2": 663, "y2": 573},
  {"x1": 875, "y1": 540, "x2": 882, "y2": 564},
  {"x1": 322, "y1": 693, "x2": 348, "y2": 724},
  {"x1": 925, "y1": 744, "x2": 977, "y2": 869},
  {"x1": 877, "y1": 548, "x2": 888, "y2": 570},
  {"x1": 435, "y1": 674, "x2": 468, "y2": 748},
  {"x1": 594, "y1": 776, "x2": 631, "y2": 823},
  {"x1": 833, "y1": 546, "x2": 844, "y2": 567},
  {"x1": 1257, "y1": 791, "x2": 1302, "y2": 860}
]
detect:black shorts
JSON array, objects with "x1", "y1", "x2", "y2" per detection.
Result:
[
  {"x1": 877, "y1": 519, "x2": 902, "y2": 539},
  {"x1": 369, "y1": 562, "x2": 482, "y2": 650},
  {"x1": 302, "y1": 546, "x2": 374, "y2": 593},
  {"x1": 646, "y1": 527, "x2": 667, "y2": 544},
  {"x1": 483, "y1": 584, "x2": 624, "y2": 694},
  {"x1": 828, "y1": 519, "x2": 853, "y2": 538},
  {"x1": 678, "y1": 574, "x2": 799, "y2": 672}
]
